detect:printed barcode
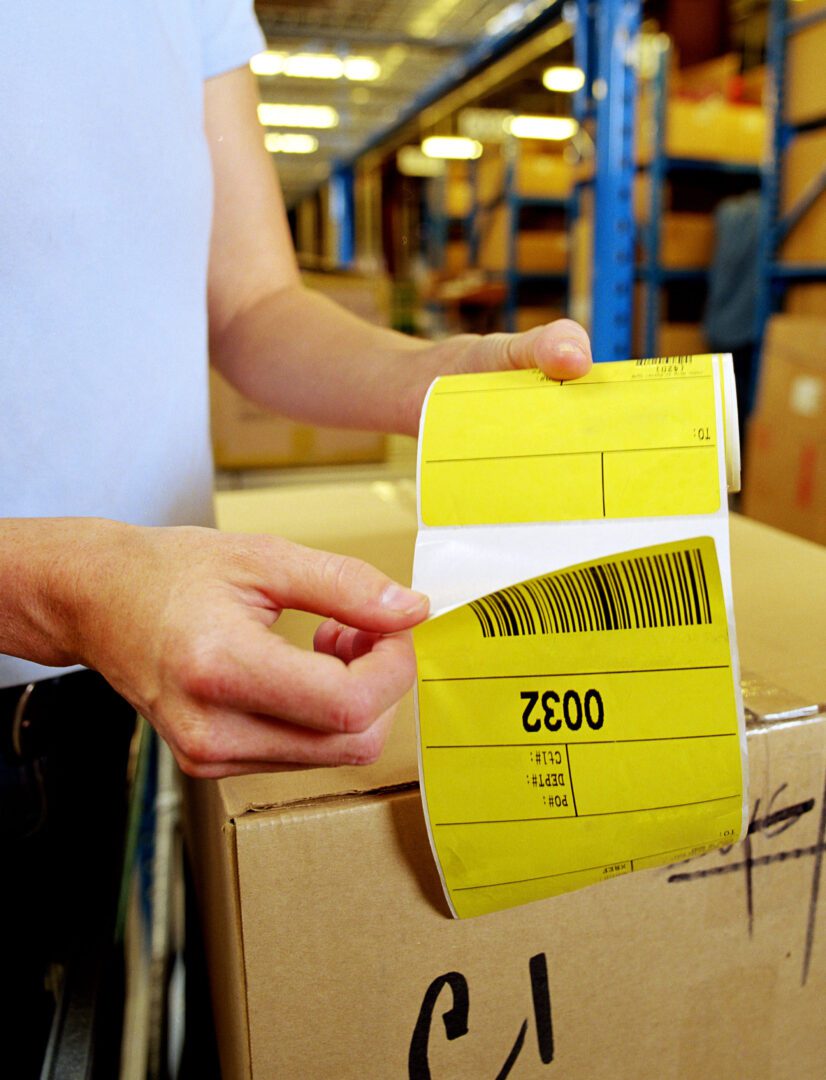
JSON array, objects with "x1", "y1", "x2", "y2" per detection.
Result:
[
  {"x1": 635, "y1": 356, "x2": 694, "y2": 365},
  {"x1": 469, "y1": 547, "x2": 712, "y2": 638}
]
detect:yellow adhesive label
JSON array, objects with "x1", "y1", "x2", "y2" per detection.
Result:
[
  {"x1": 414, "y1": 537, "x2": 742, "y2": 918},
  {"x1": 420, "y1": 356, "x2": 721, "y2": 526}
]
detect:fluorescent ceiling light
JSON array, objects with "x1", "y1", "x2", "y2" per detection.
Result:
[
  {"x1": 343, "y1": 56, "x2": 381, "y2": 81},
  {"x1": 283, "y1": 53, "x2": 343, "y2": 79},
  {"x1": 421, "y1": 136, "x2": 482, "y2": 160},
  {"x1": 257, "y1": 103, "x2": 339, "y2": 129},
  {"x1": 250, "y1": 51, "x2": 286, "y2": 76},
  {"x1": 542, "y1": 65, "x2": 585, "y2": 93},
  {"x1": 264, "y1": 133, "x2": 319, "y2": 154},
  {"x1": 251, "y1": 50, "x2": 381, "y2": 82},
  {"x1": 506, "y1": 115, "x2": 579, "y2": 140},
  {"x1": 397, "y1": 146, "x2": 446, "y2": 177}
]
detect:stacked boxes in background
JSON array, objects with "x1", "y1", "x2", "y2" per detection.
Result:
[
  {"x1": 743, "y1": 315, "x2": 826, "y2": 545},
  {"x1": 210, "y1": 271, "x2": 389, "y2": 469},
  {"x1": 743, "y1": 0, "x2": 826, "y2": 547}
]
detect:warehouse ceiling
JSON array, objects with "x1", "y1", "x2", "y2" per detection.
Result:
[
  {"x1": 252, "y1": 0, "x2": 769, "y2": 206},
  {"x1": 253, "y1": 0, "x2": 571, "y2": 205}
]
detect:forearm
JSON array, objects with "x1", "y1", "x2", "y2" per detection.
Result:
[
  {"x1": 0, "y1": 517, "x2": 130, "y2": 669},
  {"x1": 210, "y1": 282, "x2": 485, "y2": 437}
]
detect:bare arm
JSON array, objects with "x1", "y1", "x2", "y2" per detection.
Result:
[
  {"x1": 205, "y1": 68, "x2": 592, "y2": 436},
  {"x1": 0, "y1": 516, "x2": 428, "y2": 777}
]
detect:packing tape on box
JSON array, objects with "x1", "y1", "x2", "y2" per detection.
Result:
[{"x1": 412, "y1": 354, "x2": 747, "y2": 919}]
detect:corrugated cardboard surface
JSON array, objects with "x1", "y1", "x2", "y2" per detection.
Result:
[{"x1": 189, "y1": 483, "x2": 826, "y2": 1079}]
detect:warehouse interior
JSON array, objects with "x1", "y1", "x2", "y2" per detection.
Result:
[
  {"x1": 210, "y1": 0, "x2": 824, "y2": 554},
  {"x1": 15, "y1": 1, "x2": 826, "y2": 1078}
]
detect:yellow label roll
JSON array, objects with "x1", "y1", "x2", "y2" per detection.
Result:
[{"x1": 413, "y1": 355, "x2": 746, "y2": 918}]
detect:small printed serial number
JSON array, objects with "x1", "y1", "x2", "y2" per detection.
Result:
[{"x1": 520, "y1": 689, "x2": 604, "y2": 733}]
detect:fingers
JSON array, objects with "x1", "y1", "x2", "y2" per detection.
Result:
[
  {"x1": 314, "y1": 618, "x2": 382, "y2": 663},
  {"x1": 171, "y1": 702, "x2": 399, "y2": 778},
  {"x1": 507, "y1": 319, "x2": 592, "y2": 380},
  {"x1": 181, "y1": 614, "x2": 417, "y2": 735},
  {"x1": 259, "y1": 540, "x2": 429, "y2": 635}
]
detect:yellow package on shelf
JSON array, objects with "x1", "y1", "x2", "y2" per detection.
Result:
[{"x1": 412, "y1": 355, "x2": 746, "y2": 918}]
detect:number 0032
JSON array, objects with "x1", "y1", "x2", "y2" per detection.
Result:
[{"x1": 520, "y1": 689, "x2": 604, "y2": 733}]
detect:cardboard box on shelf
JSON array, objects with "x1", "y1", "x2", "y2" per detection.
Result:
[
  {"x1": 210, "y1": 271, "x2": 390, "y2": 469},
  {"x1": 658, "y1": 211, "x2": 715, "y2": 268},
  {"x1": 442, "y1": 239, "x2": 470, "y2": 276},
  {"x1": 187, "y1": 481, "x2": 826, "y2": 1080},
  {"x1": 477, "y1": 206, "x2": 568, "y2": 273},
  {"x1": 514, "y1": 306, "x2": 566, "y2": 333},
  {"x1": 786, "y1": 0, "x2": 826, "y2": 126},
  {"x1": 786, "y1": 284, "x2": 826, "y2": 317},
  {"x1": 743, "y1": 314, "x2": 826, "y2": 545},
  {"x1": 779, "y1": 126, "x2": 826, "y2": 265},
  {"x1": 476, "y1": 150, "x2": 573, "y2": 205},
  {"x1": 638, "y1": 95, "x2": 766, "y2": 165},
  {"x1": 673, "y1": 53, "x2": 740, "y2": 98},
  {"x1": 658, "y1": 321, "x2": 709, "y2": 356}
]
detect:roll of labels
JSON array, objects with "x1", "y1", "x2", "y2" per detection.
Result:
[{"x1": 412, "y1": 354, "x2": 746, "y2": 919}]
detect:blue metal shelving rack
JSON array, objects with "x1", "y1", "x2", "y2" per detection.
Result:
[
  {"x1": 496, "y1": 137, "x2": 570, "y2": 333},
  {"x1": 334, "y1": 0, "x2": 642, "y2": 361},
  {"x1": 754, "y1": 0, "x2": 826, "y2": 407},
  {"x1": 638, "y1": 40, "x2": 762, "y2": 359},
  {"x1": 571, "y1": 0, "x2": 640, "y2": 362}
]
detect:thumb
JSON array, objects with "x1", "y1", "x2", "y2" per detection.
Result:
[
  {"x1": 269, "y1": 541, "x2": 429, "y2": 633},
  {"x1": 473, "y1": 318, "x2": 592, "y2": 381},
  {"x1": 522, "y1": 319, "x2": 592, "y2": 380}
]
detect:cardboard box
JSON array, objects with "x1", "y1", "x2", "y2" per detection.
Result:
[
  {"x1": 477, "y1": 207, "x2": 568, "y2": 273},
  {"x1": 187, "y1": 481, "x2": 826, "y2": 1080},
  {"x1": 786, "y1": 0, "x2": 826, "y2": 126},
  {"x1": 743, "y1": 314, "x2": 826, "y2": 544},
  {"x1": 786, "y1": 284, "x2": 826, "y2": 317},
  {"x1": 442, "y1": 239, "x2": 470, "y2": 276},
  {"x1": 210, "y1": 272, "x2": 389, "y2": 469},
  {"x1": 658, "y1": 321, "x2": 709, "y2": 356},
  {"x1": 514, "y1": 306, "x2": 567, "y2": 333},
  {"x1": 659, "y1": 212, "x2": 715, "y2": 268},
  {"x1": 638, "y1": 95, "x2": 766, "y2": 165},
  {"x1": 743, "y1": 415, "x2": 826, "y2": 544},
  {"x1": 209, "y1": 370, "x2": 387, "y2": 470},
  {"x1": 779, "y1": 126, "x2": 826, "y2": 266},
  {"x1": 673, "y1": 54, "x2": 740, "y2": 99},
  {"x1": 477, "y1": 151, "x2": 573, "y2": 205}
]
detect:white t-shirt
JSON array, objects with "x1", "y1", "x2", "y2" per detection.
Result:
[{"x1": 0, "y1": 1, "x2": 264, "y2": 686}]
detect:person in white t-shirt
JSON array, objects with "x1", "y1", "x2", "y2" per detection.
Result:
[
  {"x1": 0, "y1": 3, "x2": 591, "y2": 781},
  {"x1": 0, "y1": 3, "x2": 591, "y2": 1071}
]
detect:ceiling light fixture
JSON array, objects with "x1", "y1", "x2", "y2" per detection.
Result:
[
  {"x1": 542, "y1": 65, "x2": 586, "y2": 93},
  {"x1": 283, "y1": 53, "x2": 344, "y2": 79},
  {"x1": 251, "y1": 51, "x2": 381, "y2": 82},
  {"x1": 421, "y1": 135, "x2": 483, "y2": 160},
  {"x1": 264, "y1": 133, "x2": 319, "y2": 154},
  {"x1": 343, "y1": 56, "x2": 381, "y2": 81},
  {"x1": 506, "y1": 115, "x2": 579, "y2": 140},
  {"x1": 257, "y1": 103, "x2": 339, "y2": 129},
  {"x1": 250, "y1": 51, "x2": 286, "y2": 76}
]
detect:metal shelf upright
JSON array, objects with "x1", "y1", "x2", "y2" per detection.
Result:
[
  {"x1": 754, "y1": 0, "x2": 826, "y2": 406},
  {"x1": 573, "y1": 0, "x2": 641, "y2": 362},
  {"x1": 638, "y1": 40, "x2": 762, "y2": 358},
  {"x1": 496, "y1": 138, "x2": 570, "y2": 333}
]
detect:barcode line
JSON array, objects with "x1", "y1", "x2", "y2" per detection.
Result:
[{"x1": 469, "y1": 547, "x2": 713, "y2": 638}]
